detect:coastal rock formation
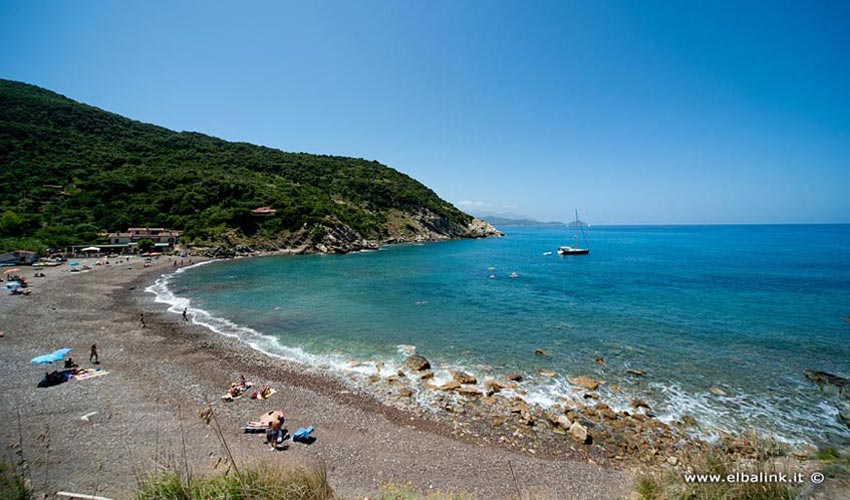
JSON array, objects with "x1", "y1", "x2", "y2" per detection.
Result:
[
  {"x1": 450, "y1": 371, "x2": 477, "y2": 385},
  {"x1": 837, "y1": 398, "x2": 850, "y2": 427},
  {"x1": 440, "y1": 381, "x2": 461, "y2": 391},
  {"x1": 313, "y1": 224, "x2": 380, "y2": 254},
  {"x1": 405, "y1": 354, "x2": 431, "y2": 371},
  {"x1": 483, "y1": 380, "x2": 504, "y2": 393},
  {"x1": 569, "y1": 422, "x2": 591, "y2": 444},
  {"x1": 804, "y1": 369, "x2": 849, "y2": 389},
  {"x1": 804, "y1": 369, "x2": 850, "y2": 428},
  {"x1": 568, "y1": 376, "x2": 600, "y2": 391}
]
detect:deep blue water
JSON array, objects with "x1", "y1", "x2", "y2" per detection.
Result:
[{"x1": 151, "y1": 225, "x2": 850, "y2": 445}]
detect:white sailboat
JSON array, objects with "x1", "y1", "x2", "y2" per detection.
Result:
[{"x1": 557, "y1": 209, "x2": 590, "y2": 255}]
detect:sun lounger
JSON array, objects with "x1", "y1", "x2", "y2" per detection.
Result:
[{"x1": 241, "y1": 422, "x2": 267, "y2": 433}]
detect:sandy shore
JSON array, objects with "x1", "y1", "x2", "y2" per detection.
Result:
[{"x1": 0, "y1": 258, "x2": 632, "y2": 499}]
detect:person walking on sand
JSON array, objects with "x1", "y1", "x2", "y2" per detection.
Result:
[
  {"x1": 182, "y1": 308, "x2": 189, "y2": 322},
  {"x1": 139, "y1": 312, "x2": 146, "y2": 328},
  {"x1": 90, "y1": 344, "x2": 99, "y2": 364}
]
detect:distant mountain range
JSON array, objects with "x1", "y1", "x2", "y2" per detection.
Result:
[{"x1": 469, "y1": 211, "x2": 567, "y2": 227}]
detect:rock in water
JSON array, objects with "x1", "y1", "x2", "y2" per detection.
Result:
[
  {"x1": 804, "y1": 369, "x2": 849, "y2": 389},
  {"x1": 534, "y1": 348, "x2": 547, "y2": 356},
  {"x1": 483, "y1": 379, "x2": 505, "y2": 393},
  {"x1": 837, "y1": 396, "x2": 850, "y2": 428},
  {"x1": 506, "y1": 373, "x2": 524, "y2": 382},
  {"x1": 439, "y1": 381, "x2": 461, "y2": 391},
  {"x1": 709, "y1": 386, "x2": 727, "y2": 396},
  {"x1": 405, "y1": 354, "x2": 431, "y2": 371},
  {"x1": 626, "y1": 369, "x2": 646, "y2": 377},
  {"x1": 568, "y1": 376, "x2": 600, "y2": 391},
  {"x1": 450, "y1": 370, "x2": 477, "y2": 385}
]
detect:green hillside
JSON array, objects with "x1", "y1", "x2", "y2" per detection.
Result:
[{"x1": 0, "y1": 80, "x2": 494, "y2": 253}]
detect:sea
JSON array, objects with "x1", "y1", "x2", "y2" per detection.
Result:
[{"x1": 148, "y1": 224, "x2": 850, "y2": 447}]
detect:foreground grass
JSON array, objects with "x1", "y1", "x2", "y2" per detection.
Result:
[
  {"x1": 379, "y1": 482, "x2": 473, "y2": 500},
  {"x1": 0, "y1": 461, "x2": 30, "y2": 500},
  {"x1": 634, "y1": 445, "x2": 800, "y2": 500},
  {"x1": 136, "y1": 463, "x2": 334, "y2": 500}
]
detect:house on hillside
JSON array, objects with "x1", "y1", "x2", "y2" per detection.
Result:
[
  {"x1": 251, "y1": 206, "x2": 277, "y2": 216},
  {"x1": 101, "y1": 227, "x2": 181, "y2": 254}
]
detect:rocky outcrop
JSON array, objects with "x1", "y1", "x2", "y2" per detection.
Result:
[
  {"x1": 805, "y1": 369, "x2": 849, "y2": 389},
  {"x1": 405, "y1": 354, "x2": 431, "y2": 371},
  {"x1": 568, "y1": 376, "x2": 600, "y2": 391},
  {"x1": 569, "y1": 421, "x2": 591, "y2": 444},
  {"x1": 450, "y1": 370, "x2": 477, "y2": 385},
  {"x1": 804, "y1": 369, "x2": 850, "y2": 428}
]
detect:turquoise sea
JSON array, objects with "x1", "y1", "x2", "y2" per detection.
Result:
[{"x1": 149, "y1": 225, "x2": 850, "y2": 446}]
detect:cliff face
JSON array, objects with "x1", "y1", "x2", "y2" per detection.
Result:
[
  {"x1": 0, "y1": 79, "x2": 502, "y2": 253},
  {"x1": 203, "y1": 214, "x2": 503, "y2": 256}
]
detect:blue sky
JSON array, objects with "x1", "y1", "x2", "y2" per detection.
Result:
[{"x1": 1, "y1": 1, "x2": 848, "y2": 224}]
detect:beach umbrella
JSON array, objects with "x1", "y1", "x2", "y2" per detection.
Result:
[
  {"x1": 81, "y1": 246, "x2": 100, "y2": 252},
  {"x1": 68, "y1": 261, "x2": 79, "y2": 266},
  {"x1": 3, "y1": 268, "x2": 20, "y2": 274},
  {"x1": 31, "y1": 348, "x2": 73, "y2": 364},
  {"x1": 5, "y1": 281, "x2": 21, "y2": 289}
]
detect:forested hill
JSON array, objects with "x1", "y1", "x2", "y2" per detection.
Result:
[{"x1": 0, "y1": 79, "x2": 499, "y2": 253}]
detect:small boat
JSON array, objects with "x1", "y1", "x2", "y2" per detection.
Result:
[
  {"x1": 542, "y1": 251, "x2": 552, "y2": 256},
  {"x1": 557, "y1": 209, "x2": 590, "y2": 256}
]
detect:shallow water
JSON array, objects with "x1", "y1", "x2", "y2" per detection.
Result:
[{"x1": 150, "y1": 225, "x2": 850, "y2": 446}]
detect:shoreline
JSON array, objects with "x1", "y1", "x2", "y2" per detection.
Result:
[
  {"x1": 0, "y1": 257, "x2": 631, "y2": 499},
  {"x1": 148, "y1": 253, "x2": 839, "y2": 462}
]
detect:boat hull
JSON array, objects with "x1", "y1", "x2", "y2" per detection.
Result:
[{"x1": 557, "y1": 247, "x2": 589, "y2": 256}]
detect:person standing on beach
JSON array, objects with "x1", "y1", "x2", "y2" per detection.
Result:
[
  {"x1": 90, "y1": 344, "x2": 99, "y2": 364},
  {"x1": 182, "y1": 308, "x2": 189, "y2": 322},
  {"x1": 139, "y1": 312, "x2": 146, "y2": 328},
  {"x1": 265, "y1": 422, "x2": 277, "y2": 450}
]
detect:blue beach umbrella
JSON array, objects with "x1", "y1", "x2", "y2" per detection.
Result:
[
  {"x1": 31, "y1": 348, "x2": 73, "y2": 364},
  {"x1": 68, "y1": 261, "x2": 79, "y2": 266}
]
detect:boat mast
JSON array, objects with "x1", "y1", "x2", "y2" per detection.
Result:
[{"x1": 574, "y1": 209, "x2": 580, "y2": 247}]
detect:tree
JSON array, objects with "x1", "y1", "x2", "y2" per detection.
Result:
[{"x1": 137, "y1": 238, "x2": 154, "y2": 253}]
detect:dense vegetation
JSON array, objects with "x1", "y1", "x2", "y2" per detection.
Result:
[{"x1": 0, "y1": 79, "x2": 472, "y2": 252}]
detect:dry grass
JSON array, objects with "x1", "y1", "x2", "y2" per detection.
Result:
[
  {"x1": 634, "y1": 438, "x2": 800, "y2": 500},
  {"x1": 135, "y1": 462, "x2": 334, "y2": 500},
  {"x1": 378, "y1": 481, "x2": 473, "y2": 500}
]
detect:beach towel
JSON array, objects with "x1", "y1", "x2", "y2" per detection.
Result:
[
  {"x1": 291, "y1": 426, "x2": 314, "y2": 443},
  {"x1": 73, "y1": 369, "x2": 109, "y2": 381},
  {"x1": 222, "y1": 393, "x2": 242, "y2": 402},
  {"x1": 241, "y1": 423, "x2": 268, "y2": 433}
]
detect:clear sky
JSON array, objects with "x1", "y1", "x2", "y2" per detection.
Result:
[{"x1": 1, "y1": 1, "x2": 848, "y2": 224}]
